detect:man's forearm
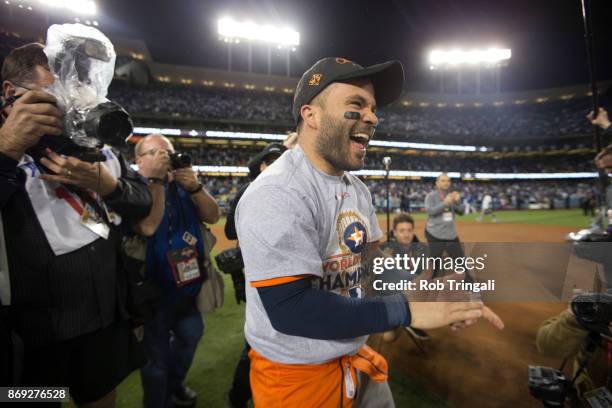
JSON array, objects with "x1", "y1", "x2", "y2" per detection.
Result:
[
  {"x1": 103, "y1": 177, "x2": 152, "y2": 221},
  {"x1": 133, "y1": 183, "x2": 165, "y2": 236},
  {"x1": 257, "y1": 279, "x2": 411, "y2": 340},
  {"x1": 191, "y1": 188, "x2": 220, "y2": 224},
  {"x1": 103, "y1": 151, "x2": 152, "y2": 221}
]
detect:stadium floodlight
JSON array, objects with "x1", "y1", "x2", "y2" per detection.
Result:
[
  {"x1": 36, "y1": 0, "x2": 97, "y2": 15},
  {"x1": 217, "y1": 17, "x2": 299, "y2": 47},
  {"x1": 428, "y1": 48, "x2": 511, "y2": 69}
]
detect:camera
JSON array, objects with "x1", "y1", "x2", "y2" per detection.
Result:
[
  {"x1": 528, "y1": 366, "x2": 570, "y2": 407},
  {"x1": 571, "y1": 292, "x2": 612, "y2": 336},
  {"x1": 170, "y1": 152, "x2": 192, "y2": 169},
  {"x1": 529, "y1": 292, "x2": 612, "y2": 406},
  {"x1": 53, "y1": 36, "x2": 133, "y2": 149},
  {"x1": 215, "y1": 247, "x2": 246, "y2": 304},
  {"x1": 34, "y1": 24, "x2": 133, "y2": 163}
]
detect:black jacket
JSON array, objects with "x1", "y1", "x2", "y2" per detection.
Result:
[
  {"x1": 224, "y1": 182, "x2": 250, "y2": 241},
  {"x1": 0, "y1": 150, "x2": 151, "y2": 346}
]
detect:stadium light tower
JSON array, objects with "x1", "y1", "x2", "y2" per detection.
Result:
[
  {"x1": 37, "y1": 0, "x2": 97, "y2": 15},
  {"x1": 2, "y1": 0, "x2": 99, "y2": 27},
  {"x1": 217, "y1": 17, "x2": 300, "y2": 76},
  {"x1": 427, "y1": 47, "x2": 511, "y2": 94}
]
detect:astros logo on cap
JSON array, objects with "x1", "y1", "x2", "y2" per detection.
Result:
[
  {"x1": 336, "y1": 58, "x2": 351, "y2": 64},
  {"x1": 308, "y1": 73, "x2": 322, "y2": 86}
]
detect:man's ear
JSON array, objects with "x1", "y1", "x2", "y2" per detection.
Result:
[
  {"x1": 2, "y1": 81, "x2": 17, "y2": 99},
  {"x1": 300, "y1": 104, "x2": 319, "y2": 130}
]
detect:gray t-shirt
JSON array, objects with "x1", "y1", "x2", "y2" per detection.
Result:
[{"x1": 236, "y1": 145, "x2": 382, "y2": 364}]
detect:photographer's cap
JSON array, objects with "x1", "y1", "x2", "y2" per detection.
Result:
[
  {"x1": 248, "y1": 142, "x2": 287, "y2": 179},
  {"x1": 292, "y1": 57, "x2": 404, "y2": 124}
]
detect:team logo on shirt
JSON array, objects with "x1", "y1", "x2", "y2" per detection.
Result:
[
  {"x1": 343, "y1": 222, "x2": 367, "y2": 253},
  {"x1": 337, "y1": 210, "x2": 369, "y2": 254}
]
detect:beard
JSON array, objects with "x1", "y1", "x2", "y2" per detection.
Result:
[{"x1": 315, "y1": 112, "x2": 368, "y2": 172}]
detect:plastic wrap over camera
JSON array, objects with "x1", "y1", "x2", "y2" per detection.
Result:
[{"x1": 43, "y1": 23, "x2": 117, "y2": 149}]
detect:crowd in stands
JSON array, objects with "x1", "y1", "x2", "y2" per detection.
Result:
[
  {"x1": 197, "y1": 172, "x2": 598, "y2": 214},
  {"x1": 379, "y1": 99, "x2": 598, "y2": 142},
  {"x1": 109, "y1": 81, "x2": 293, "y2": 123},
  {"x1": 107, "y1": 80, "x2": 608, "y2": 144},
  {"x1": 167, "y1": 145, "x2": 596, "y2": 174},
  {"x1": 363, "y1": 152, "x2": 596, "y2": 173},
  {"x1": 364, "y1": 179, "x2": 597, "y2": 212}
]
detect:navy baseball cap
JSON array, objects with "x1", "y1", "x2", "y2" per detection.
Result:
[
  {"x1": 247, "y1": 142, "x2": 287, "y2": 179},
  {"x1": 292, "y1": 57, "x2": 404, "y2": 124}
]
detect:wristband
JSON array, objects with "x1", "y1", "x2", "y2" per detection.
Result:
[{"x1": 188, "y1": 184, "x2": 203, "y2": 195}]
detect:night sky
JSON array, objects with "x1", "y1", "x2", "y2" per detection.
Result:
[{"x1": 98, "y1": 0, "x2": 612, "y2": 92}]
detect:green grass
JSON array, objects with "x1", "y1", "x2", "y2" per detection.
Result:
[
  {"x1": 378, "y1": 209, "x2": 597, "y2": 228},
  {"x1": 390, "y1": 368, "x2": 449, "y2": 408}
]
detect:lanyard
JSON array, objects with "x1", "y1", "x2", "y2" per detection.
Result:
[
  {"x1": 166, "y1": 182, "x2": 189, "y2": 247},
  {"x1": 55, "y1": 186, "x2": 110, "y2": 225},
  {"x1": 55, "y1": 187, "x2": 86, "y2": 216}
]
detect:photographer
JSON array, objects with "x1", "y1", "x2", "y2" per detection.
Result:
[
  {"x1": 223, "y1": 142, "x2": 286, "y2": 408},
  {"x1": 0, "y1": 40, "x2": 151, "y2": 407},
  {"x1": 536, "y1": 307, "x2": 608, "y2": 403},
  {"x1": 134, "y1": 134, "x2": 219, "y2": 408},
  {"x1": 225, "y1": 142, "x2": 286, "y2": 241},
  {"x1": 380, "y1": 213, "x2": 430, "y2": 342}
]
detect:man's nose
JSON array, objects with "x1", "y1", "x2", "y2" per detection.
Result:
[{"x1": 361, "y1": 109, "x2": 378, "y2": 127}]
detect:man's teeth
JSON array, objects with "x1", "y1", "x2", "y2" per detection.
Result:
[{"x1": 350, "y1": 133, "x2": 370, "y2": 144}]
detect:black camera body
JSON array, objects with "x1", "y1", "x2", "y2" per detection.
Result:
[
  {"x1": 571, "y1": 292, "x2": 612, "y2": 336},
  {"x1": 215, "y1": 247, "x2": 246, "y2": 304},
  {"x1": 528, "y1": 366, "x2": 570, "y2": 407},
  {"x1": 170, "y1": 152, "x2": 192, "y2": 169},
  {"x1": 529, "y1": 293, "x2": 612, "y2": 406}
]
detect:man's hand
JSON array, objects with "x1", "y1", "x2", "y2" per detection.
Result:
[
  {"x1": 173, "y1": 167, "x2": 199, "y2": 191},
  {"x1": 406, "y1": 271, "x2": 505, "y2": 331},
  {"x1": 443, "y1": 195, "x2": 455, "y2": 206},
  {"x1": 595, "y1": 145, "x2": 612, "y2": 169},
  {"x1": 141, "y1": 149, "x2": 170, "y2": 179},
  {"x1": 587, "y1": 108, "x2": 611, "y2": 130},
  {"x1": 39, "y1": 150, "x2": 118, "y2": 196},
  {"x1": 0, "y1": 90, "x2": 63, "y2": 160},
  {"x1": 409, "y1": 300, "x2": 504, "y2": 331}
]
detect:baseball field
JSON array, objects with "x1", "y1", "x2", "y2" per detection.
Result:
[{"x1": 115, "y1": 209, "x2": 597, "y2": 407}]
